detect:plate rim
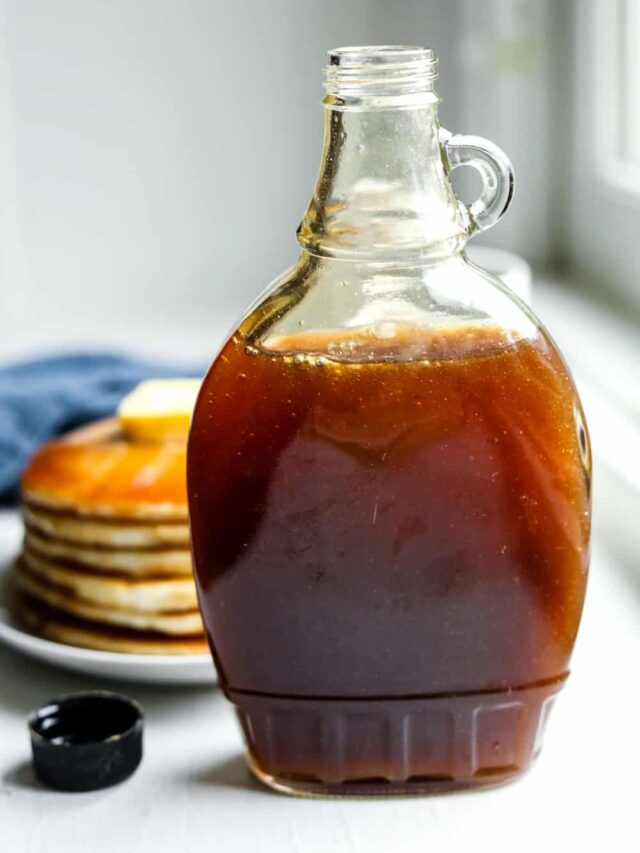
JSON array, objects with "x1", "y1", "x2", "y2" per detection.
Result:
[
  {"x1": 0, "y1": 604, "x2": 212, "y2": 667},
  {"x1": 0, "y1": 511, "x2": 214, "y2": 681}
]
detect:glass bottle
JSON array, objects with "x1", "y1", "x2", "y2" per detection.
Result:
[{"x1": 188, "y1": 46, "x2": 591, "y2": 797}]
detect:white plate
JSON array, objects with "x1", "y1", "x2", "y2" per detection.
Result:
[{"x1": 0, "y1": 511, "x2": 215, "y2": 685}]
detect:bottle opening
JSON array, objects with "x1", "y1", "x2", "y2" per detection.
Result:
[
  {"x1": 324, "y1": 45, "x2": 438, "y2": 105},
  {"x1": 328, "y1": 45, "x2": 436, "y2": 67}
]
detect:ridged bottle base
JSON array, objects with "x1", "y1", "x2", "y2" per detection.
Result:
[{"x1": 229, "y1": 677, "x2": 565, "y2": 797}]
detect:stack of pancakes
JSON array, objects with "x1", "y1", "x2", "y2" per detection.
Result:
[{"x1": 13, "y1": 419, "x2": 207, "y2": 655}]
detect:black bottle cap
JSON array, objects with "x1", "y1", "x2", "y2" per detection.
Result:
[{"x1": 28, "y1": 690, "x2": 143, "y2": 792}]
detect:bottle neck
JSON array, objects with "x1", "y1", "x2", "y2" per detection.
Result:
[{"x1": 297, "y1": 75, "x2": 469, "y2": 263}]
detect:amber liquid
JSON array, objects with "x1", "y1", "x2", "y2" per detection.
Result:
[{"x1": 188, "y1": 323, "x2": 590, "y2": 794}]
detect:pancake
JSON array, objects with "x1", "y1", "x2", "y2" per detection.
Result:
[
  {"x1": 24, "y1": 528, "x2": 193, "y2": 577},
  {"x1": 14, "y1": 562, "x2": 203, "y2": 636},
  {"x1": 16, "y1": 594, "x2": 208, "y2": 655},
  {"x1": 22, "y1": 419, "x2": 188, "y2": 520},
  {"x1": 18, "y1": 407, "x2": 204, "y2": 656},
  {"x1": 23, "y1": 503, "x2": 190, "y2": 548},
  {"x1": 21, "y1": 550, "x2": 198, "y2": 612}
]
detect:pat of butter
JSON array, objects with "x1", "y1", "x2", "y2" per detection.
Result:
[{"x1": 118, "y1": 379, "x2": 202, "y2": 442}]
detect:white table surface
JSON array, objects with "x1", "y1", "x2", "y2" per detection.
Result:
[{"x1": 1, "y1": 505, "x2": 639, "y2": 853}]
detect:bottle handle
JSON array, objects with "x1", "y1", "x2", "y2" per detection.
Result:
[{"x1": 439, "y1": 128, "x2": 514, "y2": 235}]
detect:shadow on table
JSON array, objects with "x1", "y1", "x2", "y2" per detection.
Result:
[
  {"x1": 3, "y1": 758, "x2": 136, "y2": 809},
  {"x1": 188, "y1": 755, "x2": 268, "y2": 796},
  {"x1": 3, "y1": 759, "x2": 46, "y2": 791}
]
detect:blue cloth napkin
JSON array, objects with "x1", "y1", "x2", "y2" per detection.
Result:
[{"x1": 0, "y1": 353, "x2": 201, "y2": 504}]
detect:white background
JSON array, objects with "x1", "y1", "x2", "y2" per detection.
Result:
[{"x1": 0, "y1": 0, "x2": 563, "y2": 355}]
